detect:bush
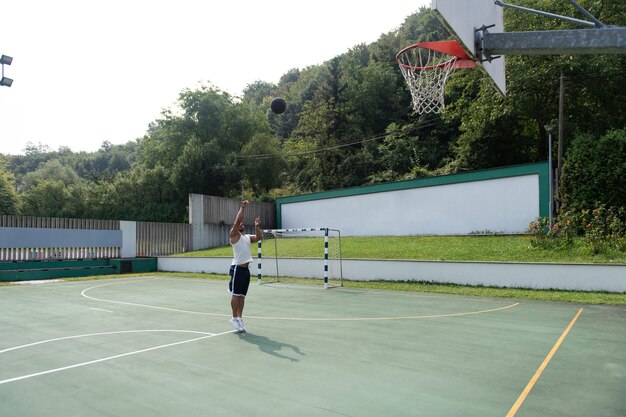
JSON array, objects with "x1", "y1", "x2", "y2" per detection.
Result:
[
  {"x1": 560, "y1": 129, "x2": 626, "y2": 211},
  {"x1": 528, "y1": 204, "x2": 626, "y2": 254},
  {"x1": 528, "y1": 217, "x2": 567, "y2": 249}
]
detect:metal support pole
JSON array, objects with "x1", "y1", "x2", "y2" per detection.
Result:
[
  {"x1": 495, "y1": 0, "x2": 598, "y2": 28},
  {"x1": 545, "y1": 125, "x2": 555, "y2": 226},
  {"x1": 482, "y1": 28, "x2": 626, "y2": 56},
  {"x1": 557, "y1": 71, "x2": 565, "y2": 213}
]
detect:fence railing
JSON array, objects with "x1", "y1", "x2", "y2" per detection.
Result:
[
  {"x1": 0, "y1": 215, "x2": 119, "y2": 229},
  {"x1": 0, "y1": 216, "x2": 190, "y2": 261},
  {"x1": 201, "y1": 195, "x2": 275, "y2": 227},
  {"x1": 0, "y1": 195, "x2": 277, "y2": 261},
  {"x1": 0, "y1": 247, "x2": 120, "y2": 262},
  {"x1": 136, "y1": 221, "x2": 191, "y2": 257},
  {"x1": 0, "y1": 216, "x2": 121, "y2": 261}
]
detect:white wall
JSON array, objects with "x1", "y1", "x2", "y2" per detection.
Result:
[
  {"x1": 157, "y1": 257, "x2": 626, "y2": 293},
  {"x1": 189, "y1": 194, "x2": 207, "y2": 251},
  {"x1": 119, "y1": 221, "x2": 136, "y2": 258},
  {"x1": 281, "y1": 175, "x2": 539, "y2": 236}
]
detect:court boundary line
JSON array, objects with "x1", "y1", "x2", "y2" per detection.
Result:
[
  {"x1": 0, "y1": 329, "x2": 236, "y2": 385},
  {"x1": 81, "y1": 279, "x2": 521, "y2": 321},
  {"x1": 506, "y1": 307, "x2": 584, "y2": 417}
]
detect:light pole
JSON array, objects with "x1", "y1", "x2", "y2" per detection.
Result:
[
  {"x1": 1, "y1": 54, "x2": 13, "y2": 87},
  {"x1": 544, "y1": 124, "x2": 555, "y2": 226}
]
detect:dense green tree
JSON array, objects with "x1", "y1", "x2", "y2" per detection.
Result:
[
  {"x1": 20, "y1": 178, "x2": 89, "y2": 218},
  {"x1": 19, "y1": 160, "x2": 89, "y2": 217},
  {"x1": 239, "y1": 133, "x2": 285, "y2": 193},
  {"x1": 49, "y1": 142, "x2": 136, "y2": 184},
  {"x1": 7, "y1": 143, "x2": 55, "y2": 188},
  {"x1": 242, "y1": 80, "x2": 277, "y2": 107},
  {"x1": 21, "y1": 160, "x2": 82, "y2": 190},
  {"x1": 0, "y1": 160, "x2": 20, "y2": 215},
  {"x1": 172, "y1": 136, "x2": 229, "y2": 197},
  {"x1": 560, "y1": 129, "x2": 626, "y2": 210},
  {"x1": 342, "y1": 60, "x2": 405, "y2": 136},
  {"x1": 289, "y1": 100, "x2": 346, "y2": 191}
]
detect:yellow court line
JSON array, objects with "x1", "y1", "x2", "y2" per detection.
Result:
[
  {"x1": 506, "y1": 307, "x2": 584, "y2": 417},
  {"x1": 249, "y1": 302, "x2": 520, "y2": 321}
]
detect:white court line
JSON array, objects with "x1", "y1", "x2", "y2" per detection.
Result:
[
  {"x1": 0, "y1": 329, "x2": 216, "y2": 354},
  {"x1": 90, "y1": 307, "x2": 113, "y2": 313},
  {"x1": 0, "y1": 329, "x2": 236, "y2": 385},
  {"x1": 81, "y1": 279, "x2": 520, "y2": 321},
  {"x1": 81, "y1": 281, "x2": 231, "y2": 318}
]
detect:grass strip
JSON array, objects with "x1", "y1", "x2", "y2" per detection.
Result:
[{"x1": 175, "y1": 235, "x2": 626, "y2": 264}]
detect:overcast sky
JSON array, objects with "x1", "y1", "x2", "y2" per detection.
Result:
[{"x1": 0, "y1": 0, "x2": 428, "y2": 156}]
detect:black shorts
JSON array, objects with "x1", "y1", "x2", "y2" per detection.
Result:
[{"x1": 228, "y1": 265, "x2": 251, "y2": 297}]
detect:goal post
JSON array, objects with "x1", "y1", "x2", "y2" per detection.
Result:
[{"x1": 257, "y1": 228, "x2": 343, "y2": 289}]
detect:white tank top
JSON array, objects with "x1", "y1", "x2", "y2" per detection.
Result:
[{"x1": 231, "y1": 233, "x2": 253, "y2": 265}]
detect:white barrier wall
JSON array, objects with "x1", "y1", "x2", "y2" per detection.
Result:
[
  {"x1": 277, "y1": 163, "x2": 549, "y2": 236},
  {"x1": 156, "y1": 257, "x2": 626, "y2": 293},
  {"x1": 120, "y1": 221, "x2": 136, "y2": 258}
]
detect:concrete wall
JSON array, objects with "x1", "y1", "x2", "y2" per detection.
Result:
[
  {"x1": 0, "y1": 227, "x2": 122, "y2": 248},
  {"x1": 157, "y1": 256, "x2": 626, "y2": 293},
  {"x1": 120, "y1": 221, "x2": 136, "y2": 258},
  {"x1": 275, "y1": 163, "x2": 549, "y2": 236}
]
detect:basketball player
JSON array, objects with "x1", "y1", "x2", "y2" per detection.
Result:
[{"x1": 228, "y1": 200, "x2": 261, "y2": 332}]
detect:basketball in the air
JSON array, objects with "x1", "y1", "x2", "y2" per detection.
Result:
[{"x1": 270, "y1": 97, "x2": 287, "y2": 114}]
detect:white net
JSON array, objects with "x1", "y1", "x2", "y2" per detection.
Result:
[
  {"x1": 397, "y1": 46, "x2": 458, "y2": 114},
  {"x1": 257, "y1": 228, "x2": 343, "y2": 289}
]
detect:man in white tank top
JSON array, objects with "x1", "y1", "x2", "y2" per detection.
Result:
[{"x1": 228, "y1": 200, "x2": 261, "y2": 332}]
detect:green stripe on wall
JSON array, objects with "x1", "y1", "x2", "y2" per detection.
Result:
[{"x1": 276, "y1": 162, "x2": 549, "y2": 229}]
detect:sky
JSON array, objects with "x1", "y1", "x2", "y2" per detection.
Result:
[{"x1": 0, "y1": 0, "x2": 429, "y2": 156}]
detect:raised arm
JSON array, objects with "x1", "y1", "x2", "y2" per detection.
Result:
[
  {"x1": 229, "y1": 200, "x2": 248, "y2": 244},
  {"x1": 250, "y1": 217, "x2": 262, "y2": 243}
]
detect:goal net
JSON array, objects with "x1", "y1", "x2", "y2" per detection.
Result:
[{"x1": 257, "y1": 228, "x2": 343, "y2": 289}]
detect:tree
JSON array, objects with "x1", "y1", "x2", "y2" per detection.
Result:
[
  {"x1": 0, "y1": 161, "x2": 19, "y2": 215},
  {"x1": 172, "y1": 135, "x2": 229, "y2": 197},
  {"x1": 242, "y1": 80, "x2": 276, "y2": 107},
  {"x1": 19, "y1": 160, "x2": 89, "y2": 218},
  {"x1": 560, "y1": 129, "x2": 626, "y2": 210},
  {"x1": 21, "y1": 160, "x2": 82, "y2": 190},
  {"x1": 141, "y1": 83, "x2": 271, "y2": 204},
  {"x1": 289, "y1": 100, "x2": 346, "y2": 191},
  {"x1": 20, "y1": 178, "x2": 89, "y2": 218},
  {"x1": 239, "y1": 133, "x2": 286, "y2": 193}
]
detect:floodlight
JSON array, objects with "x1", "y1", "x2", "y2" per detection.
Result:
[
  {"x1": 0, "y1": 55, "x2": 12, "y2": 65},
  {"x1": 0, "y1": 77, "x2": 13, "y2": 87}
]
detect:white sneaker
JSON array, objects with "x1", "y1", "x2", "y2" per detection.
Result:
[
  {"x1": 237, "y1": 318, "x2": 246, "y2": 332},
  {"x1": 230, "y1": 317, "x2": 243, "y2": 332}
]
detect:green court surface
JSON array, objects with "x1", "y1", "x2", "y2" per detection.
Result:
[{"x1": 1, "y1": 276, "x2": 625, "y2": 417}]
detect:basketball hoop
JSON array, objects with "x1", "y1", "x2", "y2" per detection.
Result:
[{"x1": 396, "y1": 40, "x2": 476, "y2": 114}]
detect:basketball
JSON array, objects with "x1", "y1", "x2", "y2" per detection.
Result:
[{"x1": 270, "y1": 97, "x2": 287, "y2": 114}]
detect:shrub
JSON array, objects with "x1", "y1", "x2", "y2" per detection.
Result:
[
  {"x1": 560, "y1": 129, "x2": 626, "y2": 211},
  {"x1": 528, "y1": 217, "x2": 561, "y2": 248},
  {"x1": 528, "y1": 204, "x2": 626, "y2": 255}
]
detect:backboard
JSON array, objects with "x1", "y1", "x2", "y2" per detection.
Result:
[{"x1": 432, "y1": 0, "x2": 506, "y2": 94}]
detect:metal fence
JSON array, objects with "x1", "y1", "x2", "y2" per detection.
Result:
[
  {"x1": 0, "y1": 195, "x2": 277, "y2": 261},
  {"x1": 0, "y1": 246, "x2": 120, "y2": 262},
  {"x1": 0, "y1": 215, "x2": 119, "y2": 229},
  {"x1": 0, "y1": 215, "x2": 121, "y2": 261},
  {"x1": 0, "y1": 216, "x2": 190, "y2": 261},
  {"x1": 202, "y1": 196, "x2": 276, "y2": 228},
  {"x1": 136, "y1": 221, "x2": 191, "y2": 257}
]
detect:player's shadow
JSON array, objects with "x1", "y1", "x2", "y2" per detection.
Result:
[{"x1": 238, "y1": 332, "x2": 304, "y2": 362}]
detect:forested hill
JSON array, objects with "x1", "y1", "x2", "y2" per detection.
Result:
[{"x1": 1, "y1": 2, "x2": 625, "y2": 222}]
